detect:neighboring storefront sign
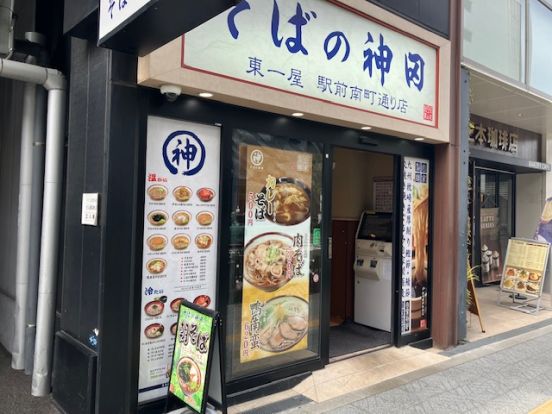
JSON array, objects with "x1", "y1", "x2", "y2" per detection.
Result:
[
  {"x1": 500, "y1": 238, "x2": 549, "y2": 299},
  {"x1": 169, "y1": 303, "x2": 215, "y2": 414},
  {"x1": 138, "y1": 116, "x2": 220, "y2": 403},
  {"x1": 479, "y1": 208, "x2": 503, "y2": 284},
  {"x1": 401, "y1": 157, "x2": 430, "y2": 335},
  {"x1": 240, "y1": 145, "x2": 312, "y2": 362},
  {"x1": 99, "y1": 0, "x2": 154, "y2": 42},
  {"x1": 183, "y1": 0, "x2": 438, "y2": 127},
  {"x1": 468, "y1": 114, "x2": 543, "y2": 160}
]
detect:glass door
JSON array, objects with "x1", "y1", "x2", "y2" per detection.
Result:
[{"x1": 475, "y1": 168, "x2": 515, "y2": 284}]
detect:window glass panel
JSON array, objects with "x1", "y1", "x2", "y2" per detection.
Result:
[
  {"x1": 463, "y1": 0, "x2": 524, "y2": 81},
  {"x1": 225, "y1": 129, "x2": 323, "y2": 381},
  {"x1": 528, "y1": 0, "x2": 552, "y2": 95}
]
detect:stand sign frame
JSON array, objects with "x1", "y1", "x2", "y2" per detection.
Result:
[
  {"x1": 166, "y1": 301, "x2": 227, "y2": 414},
  {"x1": 497, "y1": 238, "x2": 550, "y2": 314}
]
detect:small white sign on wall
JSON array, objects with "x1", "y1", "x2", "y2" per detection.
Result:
[{"x1": 81, "y1": 193, "x2": 100, "y2": 226}]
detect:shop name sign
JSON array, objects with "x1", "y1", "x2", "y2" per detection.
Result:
[
  {"x1": 468, "y1": 119, "x2": 518, "y2": 155},
  {"x1": 99, "y1": 0, "x2": 154, "y2": 42},
  {"x1": 183, "y1": 0, "x2": 438, "y2": 127}
]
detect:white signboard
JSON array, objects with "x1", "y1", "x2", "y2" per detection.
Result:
[
  {"x1": 99, "y1": 0, "x2": 153, "y2": 42},
  {"x1": 138, "y1": 116, "x2": 220, "y2": 403},
  {"x1": 81, "y1": 193, "x2": 100, "y2": 226},
  {"x1": 183, "y1": 0, "x2": 438, "y2": 126}
]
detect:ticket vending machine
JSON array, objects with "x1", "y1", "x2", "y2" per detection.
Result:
[{"x1": 353, "y1": 211, "x2": 393, "y2": 332}]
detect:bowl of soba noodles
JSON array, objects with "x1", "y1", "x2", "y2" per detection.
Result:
[
  {"x1": 243, "y1": 232, "x2": 299, "y2": 292},
  {"x1": 261, "y1": 178, "x2": 311, "y2": 226}
]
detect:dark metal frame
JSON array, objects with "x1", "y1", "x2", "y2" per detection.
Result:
[{"x1": 134, "y1": 90, "x2": 434, "y2": 408}]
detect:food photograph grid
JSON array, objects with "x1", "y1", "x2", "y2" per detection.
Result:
[{"x1": 501, "y1": 266, "x2": 543, "y2": 297}]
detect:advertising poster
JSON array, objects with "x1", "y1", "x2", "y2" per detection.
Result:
[
  {"x1": 240, "y1": 145, "x2": 312, "y2": 363},
  {"x1": 479, "y1": 208, "x2": 503, "y2": 283},
  {"x1": 500, "y1": 238, "x2": 549, "y2": 298},
  {"x1": 401, "y1": 157, "x2": 430, "y2": 335},
  {"x1": 535, "y1": 196, "x2": 552, "y2": 244},
  {"x1": 169, "y1": 304, "x2": 215, "y2": 414},
  {"x1": 138, "y1": 116, "x2": 220, "y2": 403}
]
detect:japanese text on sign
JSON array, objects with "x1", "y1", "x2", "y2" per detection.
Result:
[{"x1": 183, "y1": 0, "x2": 438, "y2": 126}]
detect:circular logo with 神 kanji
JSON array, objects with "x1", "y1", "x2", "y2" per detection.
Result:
[
  {"x1": 162, "y1": 130, "x2": 206, "y2": 176},
  {"x1": 250, "y1": 149, "x2": 264, "y2": 166}
]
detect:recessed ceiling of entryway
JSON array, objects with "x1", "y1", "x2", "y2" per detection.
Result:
[{"x1": 469, "y1": 68, "x2": 552, "y2": 136}]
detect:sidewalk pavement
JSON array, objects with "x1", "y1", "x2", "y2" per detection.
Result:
[
  {"x1": 0, "y1": 345, "x2": 58, "y2": 414},
  {"x1": 279, "y1": 324, "x2": 552, "y2": 414}
]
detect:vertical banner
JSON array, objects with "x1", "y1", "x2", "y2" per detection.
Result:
[
  {"x1": 139, "y1": 116, "x2": 220, "y2": 403},
  {"x1": 240, "y1": 145, "x2": 312, "y2": 363},
  {"x1": 479, "y1": 208, "x2": 502, "y2": 283},
  {"x1": 401, "y1": 157, "x2": 430, "y2": 335}
]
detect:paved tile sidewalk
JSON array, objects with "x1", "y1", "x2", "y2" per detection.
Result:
[
  {"x1": 285, "y1": 327, "x2": 552, "y2": 414},
  {"x1": 0, "y1": 345, "x2": 59, "y2": 414}
]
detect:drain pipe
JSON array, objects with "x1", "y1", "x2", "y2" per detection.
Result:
[
  {"x1": 0, "y1": 57, "x2": 66, "y2": 396},
  {"x1": 11, "y1": 56, "x2": 37, "y2": 371}
]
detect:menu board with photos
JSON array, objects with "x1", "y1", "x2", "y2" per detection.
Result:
[
  {"x1": 240, "y1": 145, "x2": 312, "y2": 363},
  {"x1": 401, "y1": 157, "x2": 430, "y2": 335},
  {"x1": 138, "y1": 116, "x2": 220, "y2": 403},
  {"x1": 373, "y1": 177, "x2": 393, "y2": 213},
  {"x1": 500, "y1": 238, "x2": 550, "y2": 298}
]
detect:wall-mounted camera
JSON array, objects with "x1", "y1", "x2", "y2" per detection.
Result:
[{"x1": 160, "y1": 84, "x2": 182, "y2": 102}]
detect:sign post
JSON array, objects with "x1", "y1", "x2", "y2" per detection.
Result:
[{"x1": 497, "y1": 238, "x2": 550, "y2": 314}]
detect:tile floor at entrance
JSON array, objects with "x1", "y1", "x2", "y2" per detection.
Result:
[
  {"x1": 467, "y1": 286, "x2": 552, "y2": 342},
  {"x1": 228, "y1": 346, "x2": 448, "y2": 413}
]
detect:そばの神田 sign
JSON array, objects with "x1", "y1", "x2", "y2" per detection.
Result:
[{"x1": 183, "y1": 0, "x2": 438, "y2": 127}]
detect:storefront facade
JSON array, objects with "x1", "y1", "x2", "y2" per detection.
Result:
[
  {"x1": 134, "y1": 0, "x2": 453, "y2": 407},
  {"x1": 467, "y1": 114, "x2": 550, "y2": 284},
  {"x1": 51, "y1": 1, "x2": 464, "y2": 413}
]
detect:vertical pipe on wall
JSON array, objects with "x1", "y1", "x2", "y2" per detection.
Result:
[
  {"x1": 12, "y1": 68, "x2": 37, "y2": 370},
  {"x1": 32, "y1": 87, "x2": 66, "y2": 397},
  {"x1": 25, "y1": 85, "x2": 46, "y2": 375}
]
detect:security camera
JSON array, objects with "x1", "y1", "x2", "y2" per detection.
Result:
[{"x1": 160, "y1": 85, "x2": 182, "y2": 102}]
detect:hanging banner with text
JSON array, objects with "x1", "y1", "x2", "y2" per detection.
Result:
[
  {"x1": 138, "y1": 116, "x2": 220, "y2": 403},
  {"x1": 401, "y1": 157, "x2": 430, "y2": 335},
  {"x1": 183, "y1": 0, "x2": 438, "y2": 126},
  {"x1": 240, "y1": 145, "x2": 312, "y2": 363}
]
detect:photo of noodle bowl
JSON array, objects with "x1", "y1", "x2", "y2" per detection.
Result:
[
  {"x1": 258, "y1": 296, "x2": 308, "y2": 353},
  {"x1": 146, "y1": 259, "x2": 166, "y2": 274},
  {"x1": 263, "y1": 178, "x2": 311, "y2": 226},
  {"x1": 146, "y1": 234, "x2": 167, "y2": 251},
  {"x1": 147, "y1": 185, "x2": 167, "y2": 201},
  {"x1": 173, "y1": 186, "x2": 192, "y2": 202},
  {"x1": 171, "y1": 234, "x2": 190, "y2": 250},
  {"x1": 244, "y1": 233, "x2": 298, "y2": 292},
  {"x1": 195, "y1": 234, "x2": 212, "y2": 249}
]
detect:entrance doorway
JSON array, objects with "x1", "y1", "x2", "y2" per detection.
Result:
[{"x1": 329, "y1": 147, "x2": 395, "y2": 360}]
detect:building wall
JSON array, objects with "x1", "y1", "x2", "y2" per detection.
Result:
[
  {"x1": 332, "y1": 149, "x2": 394, "y2": 219},
  {"x1": 0, "y1": 78, "x2": 23, "y2": 352},
  {"x1": 515, "y1": 174, "x2": 544, "y2": 239}
]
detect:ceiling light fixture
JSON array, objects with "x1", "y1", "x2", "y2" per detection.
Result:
[
  {"x1": 292, "y1": 112, "x2": 304, "y2": 117},
  {"x1": 414, "y1": 137, "x2": 425, "y2": 141},
  {"x1": 361, "y1": 126, "x2": 372, "y2": 130},
  {"x1": 198, "y1": 92, "x2": 213, "y2": 98}
]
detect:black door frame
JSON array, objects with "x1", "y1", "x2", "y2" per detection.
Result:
[{"x1": 136, "y1": 90, "x2": 435, "y2": 407}]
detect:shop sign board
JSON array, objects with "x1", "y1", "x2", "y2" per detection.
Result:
[
  {"x1": 401, "y1": 157, "x2": 430, "y2": 335},
  {"x1": 99, "y1": 0, "x2": 154, "y2": 43},
  {"x1": 138, "y1": 116, "x2": 221, "y2": 403},
  {"x1": 183, "y1": 0, "x2": 438, "y2": 127},
  {"x1": 240, "y1": 145, "x2": 312, "y2": 362},
  {"x1": 500, "y1": 238, "x2": 549, "y2": 299},
  {"x1": 468, "y1": 114, "x2": 543, "y2": 160}
]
